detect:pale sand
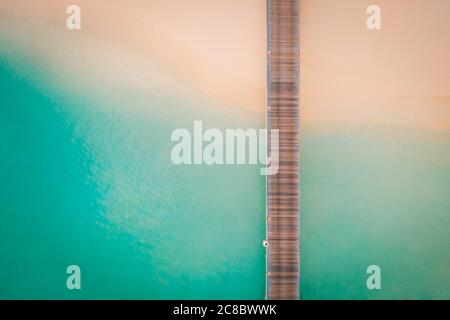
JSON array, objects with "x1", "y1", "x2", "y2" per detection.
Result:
[
  {"x1": 0, "y1": 0, "x2": 449, "y2": 129},
  {"x1": 0, "y1": 0, "x2": 266, "y2": 111}
]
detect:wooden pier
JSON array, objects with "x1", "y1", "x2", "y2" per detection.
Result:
[{"x1": 266, "y1": 0, "x2": 300, "y2": 300}]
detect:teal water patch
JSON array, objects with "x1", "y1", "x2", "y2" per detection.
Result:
[
  {"x1": 2, "y1": 50, "x2": 449, "y2": 300},
  {"x1": 0, "y1": 55, "x2": 266, "y2": 299},
  {"x1": 300, "y1": 124, "x2": 450, "y2": 300}
]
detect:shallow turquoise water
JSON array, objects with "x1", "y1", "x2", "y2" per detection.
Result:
[
  {"x1": 0, "y1": 55, "x2": 266, "y2": 299},
  {"x1": 300, "y1": 125, "x2": 450, "y2": 299},
  {"x1": 1, "y1": 52, "x2": 449, "y2": 300}
]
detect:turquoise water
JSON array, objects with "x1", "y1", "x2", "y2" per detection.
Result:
[
  {"x1": 300, "y1": 125, "x2": 450, "y2": 299},
  {"x1": 0, "y1": 55, "x2": 266, "y2": 299},
  {"x1": 1, "y1": 52, "x2": 449, "y2": 300}
]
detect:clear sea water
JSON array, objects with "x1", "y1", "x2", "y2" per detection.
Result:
[
  {"x1": 0, "y1": 53, "x2": 266, "y2": 299},
  {"x1": 300, "y1": 125, "x2": 450, "y2": 299},
  {"x1": 1, "y1": 52, "x2": 449, "y2": 299}
]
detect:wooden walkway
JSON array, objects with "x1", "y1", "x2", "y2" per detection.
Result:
[{"x1": 266, "y1": 0, "x2": 300, "y2": 300}]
